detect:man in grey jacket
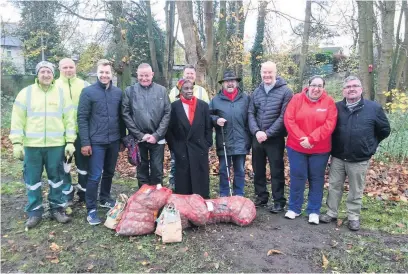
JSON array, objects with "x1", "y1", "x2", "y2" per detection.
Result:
[{"x1": 122, "y1": 63, "x2": 171, "y2": 186}]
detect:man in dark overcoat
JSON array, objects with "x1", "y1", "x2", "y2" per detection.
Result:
[{"x1": 166, "y1": 79, "x2": 213, "y2": 198}]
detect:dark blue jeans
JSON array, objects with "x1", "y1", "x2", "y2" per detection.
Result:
[
  {"x1": 286, "y1": 146, "x2": 330, "y2": 215},
  {"x1": 86, "y1": 140, "x2": 120, "y2": 212},
  {"x1": 219, "y1": 154, "x2": 246, "y2": 197}
]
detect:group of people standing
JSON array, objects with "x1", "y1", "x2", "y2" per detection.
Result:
[{"x1": 10, "y1": 58, "x2": 390, "y2": 231}]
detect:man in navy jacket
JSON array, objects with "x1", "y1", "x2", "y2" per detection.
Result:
[
  {"x1": 248, "y1": 61, "x2": 293, "y2": 213},
  {"x1": 320, "y1": 76, "x2": 390, "y2": 231},
  {"x1": 77, "y1": 59, "x2": 126, "y2": 225}
]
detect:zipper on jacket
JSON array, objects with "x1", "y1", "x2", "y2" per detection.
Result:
[
  {"x1": 44, "y1": 89, "x2": 47, "y2": 146},
  {"x1": 68, "y1": 79, "x2": 72, "y2": 99},
  {"x1": 104, "y1": 88, "x2": 110, "y2": 142}
]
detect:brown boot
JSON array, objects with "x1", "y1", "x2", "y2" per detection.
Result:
[
  {"x1": 51, "y1": 210, "x2": 72, "y2": 224},
  {"x1": 26, "y1": 216, "x2": 42, "y2": 229}
]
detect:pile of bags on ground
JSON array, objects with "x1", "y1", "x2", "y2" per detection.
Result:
[{"x1": 104, "y1": 184, "x2": 256, "y2": 243}]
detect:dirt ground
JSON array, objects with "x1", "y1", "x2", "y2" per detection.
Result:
[{"x1": 1, "y1": 180, "x2": 407, "y2": 273}]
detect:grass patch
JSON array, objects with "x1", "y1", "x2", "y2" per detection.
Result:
[
  {"x1": 319, "y1": 190, "x2": 408, "y2": 234},
  {"x1": 319, "y1": 234, "x2": 408, "y2": 273},
  {"x1": 0, "y1": 181, "x2": 25, "y2": 195}
]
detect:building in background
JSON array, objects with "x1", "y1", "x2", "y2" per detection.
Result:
[{"x1": 1, "y1": 22, "x2": 25, "y2": 74}]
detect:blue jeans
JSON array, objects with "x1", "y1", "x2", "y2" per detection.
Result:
[
  {"x1": 86, "y1": 141, "x2": 120, "y2": 212},
  {"x1": 286, "y1": 146, "x2": 330, "y2": 215},
  {"x1": 219, "y1": 155, "x2": 246, "y2": 197}
]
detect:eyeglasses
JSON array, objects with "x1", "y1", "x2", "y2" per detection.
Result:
[
  {"x1": 344, "y1": 84, "x2": 361, "y2": 89},
  {"x1": 309, "y1": 84, "x2": 323, "y2": 88}
]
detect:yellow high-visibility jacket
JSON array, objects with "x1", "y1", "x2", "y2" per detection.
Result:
[
  {"x1": 9, "y1": 79, "x2": 76, "y2": 147},
  {"x1": 168, "y1": 84, "x2": 210, "y2": 103},
  {"x1": 55, "y1": 75, "x2": 89, "y2": 132}
]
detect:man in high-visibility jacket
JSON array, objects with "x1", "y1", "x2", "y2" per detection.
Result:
[
  {"x1": 9, "y1": 61, "x2": 76, "y2": 229},
  {"x1": 168, "y1": 64, "x2": 210, "y2": 190},
  {"x1": 56, "y1": 58, "x2": 89, "y2": 205}
]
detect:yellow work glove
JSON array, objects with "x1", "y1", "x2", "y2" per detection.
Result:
[
  {"x1": 65, "y1": 143, "x2": 75, "y2": 157},
  {"x1": 13, "y1": 144, "x2": 24, "y2": 161}
]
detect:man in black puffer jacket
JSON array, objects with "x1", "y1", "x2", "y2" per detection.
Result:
[
  {"x1": 77, "y1": 59, "x2": 126, "y2": 225},
  {"x1": 248, "y1": 61, "x2": 293, "y2": 213},
  {"x1": 122, "y1": 63, "x2": 171, "y2": 187},
  {"x1": 320, "y1": 76, "x2": 390, "y2": 231}
]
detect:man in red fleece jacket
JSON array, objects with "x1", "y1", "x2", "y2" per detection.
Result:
[{"x1": 284, "y1": 75, "x2": 338, "y2": 225}]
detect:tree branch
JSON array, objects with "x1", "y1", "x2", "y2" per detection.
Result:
[
  {"x1": 56, "y1": 2, "x2": 113, "y2": 24},
  {"x1": 177, "y1": 40, "x2": 185, "y2": 51}
]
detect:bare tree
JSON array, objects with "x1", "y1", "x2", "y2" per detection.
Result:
[
  {"x1": 176, "y1": 0, "x2": 213, "y2": 84},
  {"x1": 377, "y1": 0, "x2": 396, "y2": 105},
  {"x1": 145, "y1": 1, "x2": 163, "y2": 84},
  {"x1": 296, "y1": 0, "x2": 312, "y2": 93},
  {"x1": 357, "y1": 0, "x2": 375, "y2": 100},
  {"x1": 395, "y1": 0, "x2": 408, "y2": 89},
  {"x1": 164, "y1": 1, "x2": 177, "y2": 88}
]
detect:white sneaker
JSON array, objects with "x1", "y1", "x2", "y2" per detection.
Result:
[
  {"x1": 285, "y1": 210, "x2": 300, "y2": 219},
  {"x1": 308, "y1": 213, "x2": 319, "y2": 225}
]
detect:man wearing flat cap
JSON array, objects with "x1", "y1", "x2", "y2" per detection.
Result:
[
  {"x1": 209, "y1": 71, "x2": 251, "y2": 197},
  {"x1": 9, "y1": 61, "x2": 76, "y2": 229}
]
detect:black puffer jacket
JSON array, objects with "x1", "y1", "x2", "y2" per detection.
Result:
[
  {"x1": 331, "y1": 98, "x2": 390, "y2": 162},
  {"x1": 248, "y1": 77, "x2": 293, "y2": 138},
  {"x1": 209, "y1": 89, "x2": 251, "y2": 156},
  {"x1": 77, "y1": 79, "x2": 126, "y2": 146}
]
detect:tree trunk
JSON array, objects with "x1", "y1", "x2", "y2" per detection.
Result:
[
  {"x1": 396, "y1": 0, "x2": 408, "y2": 89},
  {"x1": 164, "y1": 1, "x2": 176, "y2": 88},
  {"x1": 357, "y1": 1, "x2": 371, "y2": 99},
  {"x1": 388, "y1": 2, "x2": 403, "y2": 90},
  {"x1": 296, "y1": 0, "x2": 312, "y2": 93},
  {"x1": 250, "y1": 1, "x2": 268, "y2": 89},
  {"x1": 365, "y1": 1, "x2": 375, "y2": 99},
  {"x1": 377, "y1": 0, "x2": 396, "y2": 105},
  {"x1": 108, "y1": 1, "x2": 131, "y2": 91},
  {"x1": 176, "y1": 0, "x2": 207, "y2": 84},
  {"x1": 145, "y1": 1, "x2": 163, "y2": 85},
  {"x1": 236, "y1": 0, "x2": 245, "y2": 90}
]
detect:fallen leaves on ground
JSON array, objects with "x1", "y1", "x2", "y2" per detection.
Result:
[
  {"x1": 322, "y1": 253, "x2": 329, "y2": 269},
  {"x1": 49, "y1": 242, "x2": 60, "y2": 252},
  {"x1": 2, "y1": 130, "x2": 406, "y2": 202},
  {"x1": 267, "y1": 249, "x2": 284, "y2": 256}
]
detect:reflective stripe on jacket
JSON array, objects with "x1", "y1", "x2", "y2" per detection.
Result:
[
  {"x1": 56, "y1": 75, "x2": 89, "y2": 132},
  {"x1": 9, "y1": 80, "x2": 76, "y2": 147}
]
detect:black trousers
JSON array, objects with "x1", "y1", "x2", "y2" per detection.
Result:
[
  {"x1": 252, "y1": 136, "x2": 286, "y2": 205},
  {"x1": 137, "y1": 142, "x2": 165, "y2": 187}
]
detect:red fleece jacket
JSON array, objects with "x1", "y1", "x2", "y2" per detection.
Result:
[{"x1": 284, "y1": 87, "x2": 338, "y2": 154}]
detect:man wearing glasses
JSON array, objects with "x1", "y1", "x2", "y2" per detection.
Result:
[{"x1": 320, "y1": 76, "x2": 390, "y2": 231}]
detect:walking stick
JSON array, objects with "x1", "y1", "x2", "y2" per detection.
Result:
[{"x1": 221, "y1": 125, "x2": 233, "y2": 196}]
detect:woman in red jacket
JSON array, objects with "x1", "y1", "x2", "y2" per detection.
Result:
[{"x1": 283, "y1": 76, "x2": 338, "y2": 224}]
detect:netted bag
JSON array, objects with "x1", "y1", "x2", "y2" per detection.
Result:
[
  {"x1": 206, "y1": 196, "x2": 256, "y2": 226},
  {"x1": 167, "y1": 194, "x2": 210, "y2": 227},
  {"x1": 116, "y1": 185, "x2": 172, "y2": 236}
]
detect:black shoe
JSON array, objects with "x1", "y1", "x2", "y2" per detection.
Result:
[
  {"x1": 269, "y1": 204, "x2": 284, "y2": 214},
  {"x1": 99, "y1": 199, "x2": 115, "y2": 209},
  {"x1": 26, "y1": 216, "x2": 42, "y2": 229},
  {"x1": 254, "y1": 198, "x2": 268, "y2": 208},
  {"x1": 348, "y1": 219, "x2": 360, "y2": 231},
  {"x1": 319, "y1": 213, "x2": 337, "y2": 223}
]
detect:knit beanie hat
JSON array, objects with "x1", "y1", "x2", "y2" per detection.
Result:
[
  {"x1": 36, "y1": 61, "x2": 55, "y2": 75},
  {"x1": 176, "y1": 79, "x2": 186, "y2": 91}
]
